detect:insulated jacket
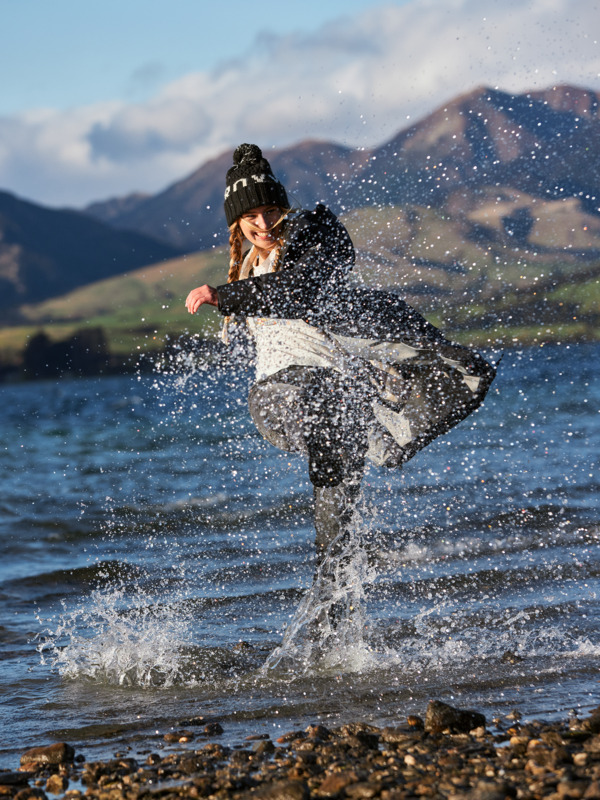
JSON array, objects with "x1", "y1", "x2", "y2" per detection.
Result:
[{"x1": 216, "y1": 204, "x2": 496, "y2": 467}]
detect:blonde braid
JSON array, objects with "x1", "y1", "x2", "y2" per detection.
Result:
[
  {"x1": 227, "y1": 222, "x2": 245, "y2": 283},
  {"x1": 266, "y1": 215, "x2": 289, "y2": 273}
]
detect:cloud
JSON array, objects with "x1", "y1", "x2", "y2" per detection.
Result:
[
  {"x1": 88, "y1": 98, "x2": 212, "y2": 161},
  {"x1": 1, "y1": 0, "x2": 598, "y2": 207},
  {"x1": 126, "y1": 61, "x2": 168, "y2": 97}
]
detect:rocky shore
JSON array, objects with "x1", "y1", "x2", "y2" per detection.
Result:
[{"x1": 2, "y1": 702, "x2": 600, "y2": 800}]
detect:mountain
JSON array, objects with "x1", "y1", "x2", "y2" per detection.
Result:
[
  {"x1": 0, "y1": 191, "x2": 182, "y2": 318},
  {"x1": 85, "y1": 141, "x2": 368, "y2": 251},
  {"x1": 85, "y1": 191, "x2": 151, "y2": 224},
  {"x1": 361, "y1": 84, "x2": 600, "y2": 209},
  {"x1": 2, "y1": 82, "x2": 599, "y2": 334},
  {"x1": 85, "y1": 84, "x2": 600, "y2": 251}
]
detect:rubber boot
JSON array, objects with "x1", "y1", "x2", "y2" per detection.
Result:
[{"x1": 313, "y1": 480, "x2": 361, "y2": 630}]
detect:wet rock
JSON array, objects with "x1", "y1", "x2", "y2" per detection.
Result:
[
  {"x1": 583, "y1": 735, "x2": 600, "y2": 754},
  {"x1": 338, "y1": 723, "x2": 380, "y2": 737},
  {"x1": 14, "y1": 790, "x2": 47, "y2": 800},
  {"x1": 164, "y1": 729, "x2": 196, "y2": 743},
  {"x1": 585, "y1": 707, "x2": 600, "y2": 734},
  {"x1": 20, "y1": 744, "x2": 75, "y2": 768},
  {"x1": 277, "y1": 731, "x2": 306, "y2": 745},
  {"x1": 202, "y1": 742, "x2": 229, "y2": 759},
  {"x1": 177, "y1": 755, "x2": 210, "y2": 776},
  {"x1": 291, "y1": 740, "x2": 316, "y2": 753},
  {"x1": 80, "y1": 757, "x2": 138, "y2": 787},
  {"x1": 424, "y1": 700, "x2": 486, "y2": 734},
  {"x1": 204, "y1": 721, "x2": 224, "y2": 736},
  {"x1": 230, "y1": 749, "x2": 253, "y2": 764},
  {"x1": 0, "y1": 775, "x2": 30, "y2": 788},
  {"x1": 542, "y1": 730, "x2": 566, "y2": 747},
  {"x1": 380, "y1": 726, "x2": 420, "y2": 745},
  {"x1": 344, "y1": 782, "x2": 380, "y2": 799},
  {"x1": 583, "y1": 781, "x2": 600, "y2": 799},
  {"x1": 305, "y1": 725, "x2": 331, "y2": 741},
  {"x1": 17, "y1": 710, "x2": 600, "y2": 800},
  {"x1": 240, "y1": 779, "x2": 309, "y2": 800},
  {"x1": 178, "y1": 716, "x2": 210, "y2": 726},
  {"x1": 468, "y1": 779, "x2": 516, "y2": 800},
  {"x1": 254, "y1": 740, "x2": 276, "y2": 756},
  {"x1": 343, "y1": 731, "x2": 379, "y2": 751},
  {"x1": 43, "y1": 776, "x2": 68, "y2": 796},
  {"x1": 557, "y1": 779, "x2": 589, "y2": 798},
  {"x1": 406, "y1": 715, "x2": 424, "y2": 730},
  {"x1": 316, "y1": 772, "x2": 359, "y2": 796}
]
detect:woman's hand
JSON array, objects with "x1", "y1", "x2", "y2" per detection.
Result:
[{"x1": 185, "y1": 285, "x2": 218, "y2": 314}]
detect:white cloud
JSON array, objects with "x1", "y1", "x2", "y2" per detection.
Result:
[{"x1": 1, "y1": 0, "x2": 598, "y2": 207}]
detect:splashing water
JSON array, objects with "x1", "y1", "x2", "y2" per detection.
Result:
[
  {"x1": 264, "y1": 506, "x2": 377, "y2": 675},
  {"x1": 1, "y1": 342, "x2": 594, "y2": 768},
  {"x1": 38, "y1": 585, "x2": 194, "y2": 688}
]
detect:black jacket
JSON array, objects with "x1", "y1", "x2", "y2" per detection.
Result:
[
  {"x1": 216, "y1": 204, "x2": 494, "y2": 380},
  {"x1": 216, "y1": 205, "x2": 496, "y2": 465}
]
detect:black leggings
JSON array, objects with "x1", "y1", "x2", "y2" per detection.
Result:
[{"x1": 248, "y1": 367, "x2": 371, "y2": 558}]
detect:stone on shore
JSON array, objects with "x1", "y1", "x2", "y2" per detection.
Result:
[
  {"x1": 19, "y1": 745, "x2": 74, "y2": 768},
  {"x1": 240, "y1": 779, "x2": 309, "y2": 800},
  {"x1": 9, "y1": 703, "x2": 600, "y2": 800},
  {"x1": 424, "y1": 699, "x2": 486, "y2": 733}
]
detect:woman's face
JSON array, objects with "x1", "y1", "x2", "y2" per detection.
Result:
[{"x1": 238, "y1": 205, "x2": 282, "y2": 253}]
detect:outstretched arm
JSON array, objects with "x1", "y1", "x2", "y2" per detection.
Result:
[{"x1": 185, "y1": 285, "x2": 219, "y2": 314}]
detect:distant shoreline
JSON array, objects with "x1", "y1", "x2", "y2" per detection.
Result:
[{"x1": 0, "y1": 328, "x2": 598, "y2": 384}]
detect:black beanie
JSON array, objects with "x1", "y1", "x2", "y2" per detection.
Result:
[{"x1": 223, "y1": 143, "x2": 289, "y2": 227}]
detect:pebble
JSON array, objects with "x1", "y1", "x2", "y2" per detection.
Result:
[
  {"x1": 43, "y1": 776, "x2": 68, "y2": 796},
  {"x1": 5, "y1": 703, "x2": 600, "y2": 800}
]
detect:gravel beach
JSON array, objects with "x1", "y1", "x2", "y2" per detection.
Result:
[{"x1": 4, "y1": 702, "x2": 600, "y2": 800}]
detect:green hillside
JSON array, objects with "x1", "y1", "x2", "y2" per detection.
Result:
[
  {"x1": 0, "y1": 248, "x2": 228, "y2": 368},
  {"x1": 344, "y1": 198, "x2": 600, "y2": 346},
  {"x1": 1, "y1": 201, "x2": 599, "y2": 376}
]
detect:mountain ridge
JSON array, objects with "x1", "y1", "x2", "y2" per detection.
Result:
[
  {"x1": 1, "y1": 82, "x2": 599, "y2": 327},
  {"x1": 0, "y1": 190, "x2": 182, "y2": 317},
  {"x1": 84, "y1": 83, "x2": 600, "y2": 249}
]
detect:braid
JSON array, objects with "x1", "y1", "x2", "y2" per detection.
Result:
[
  {"x1": 267, "y1": 217, "x2": 288, "y2": 273},
  {"x1": 227, "y1": 222, "x2": 245, "y2": 283},
  {"x1": 269, "y1": 231, "x2": 285, "y2": 273}
]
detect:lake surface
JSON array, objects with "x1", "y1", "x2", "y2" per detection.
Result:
[{"x1": 1, "y1": 341, "x2": 598, "y2": 767}]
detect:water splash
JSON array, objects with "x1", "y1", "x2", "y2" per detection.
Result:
[
  {"x1": 263, "y1": 510, "x2": 377, "y2": 675},
  {"x1": 38, "y1": 585, "x2": 194, "y2": 687}
]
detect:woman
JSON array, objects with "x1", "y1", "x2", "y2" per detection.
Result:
[{"x1": 186, "y1": 143, "x2": 496, "y2": 571}]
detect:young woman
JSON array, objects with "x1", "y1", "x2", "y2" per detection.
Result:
[{"x1": 186, "y1": 143, "x2": 496, "y2": 572}]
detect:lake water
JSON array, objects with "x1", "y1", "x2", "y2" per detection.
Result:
[{"x1": 1, "y1": 341, "x2": 598, "y2": 767}]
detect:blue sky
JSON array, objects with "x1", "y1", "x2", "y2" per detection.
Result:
[
  {"x1": 2, "y1": 0, "x2": 598, "y2": 207},
  {"x1": 2, "y1": 0, "x2": 396, "y2": 113}
]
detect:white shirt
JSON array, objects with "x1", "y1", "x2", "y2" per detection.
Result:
[{"x1": 243, "y1": 249, "x2": 343, "y2": 380}]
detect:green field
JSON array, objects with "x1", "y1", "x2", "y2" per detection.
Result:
[
  {"x1": 0, "y1": 249, "x2": 228, "y2": 368},
  {"x1": 1, "y1": 204, "x2": 599, "y2": 374}
]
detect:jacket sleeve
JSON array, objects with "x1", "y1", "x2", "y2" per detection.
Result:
[
  {"x1": 216, "y1": 258, "x2": 344, "y2": 319},
  {"x1": 216, "y1": 205, "x2": 354, "y2": 321}
]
